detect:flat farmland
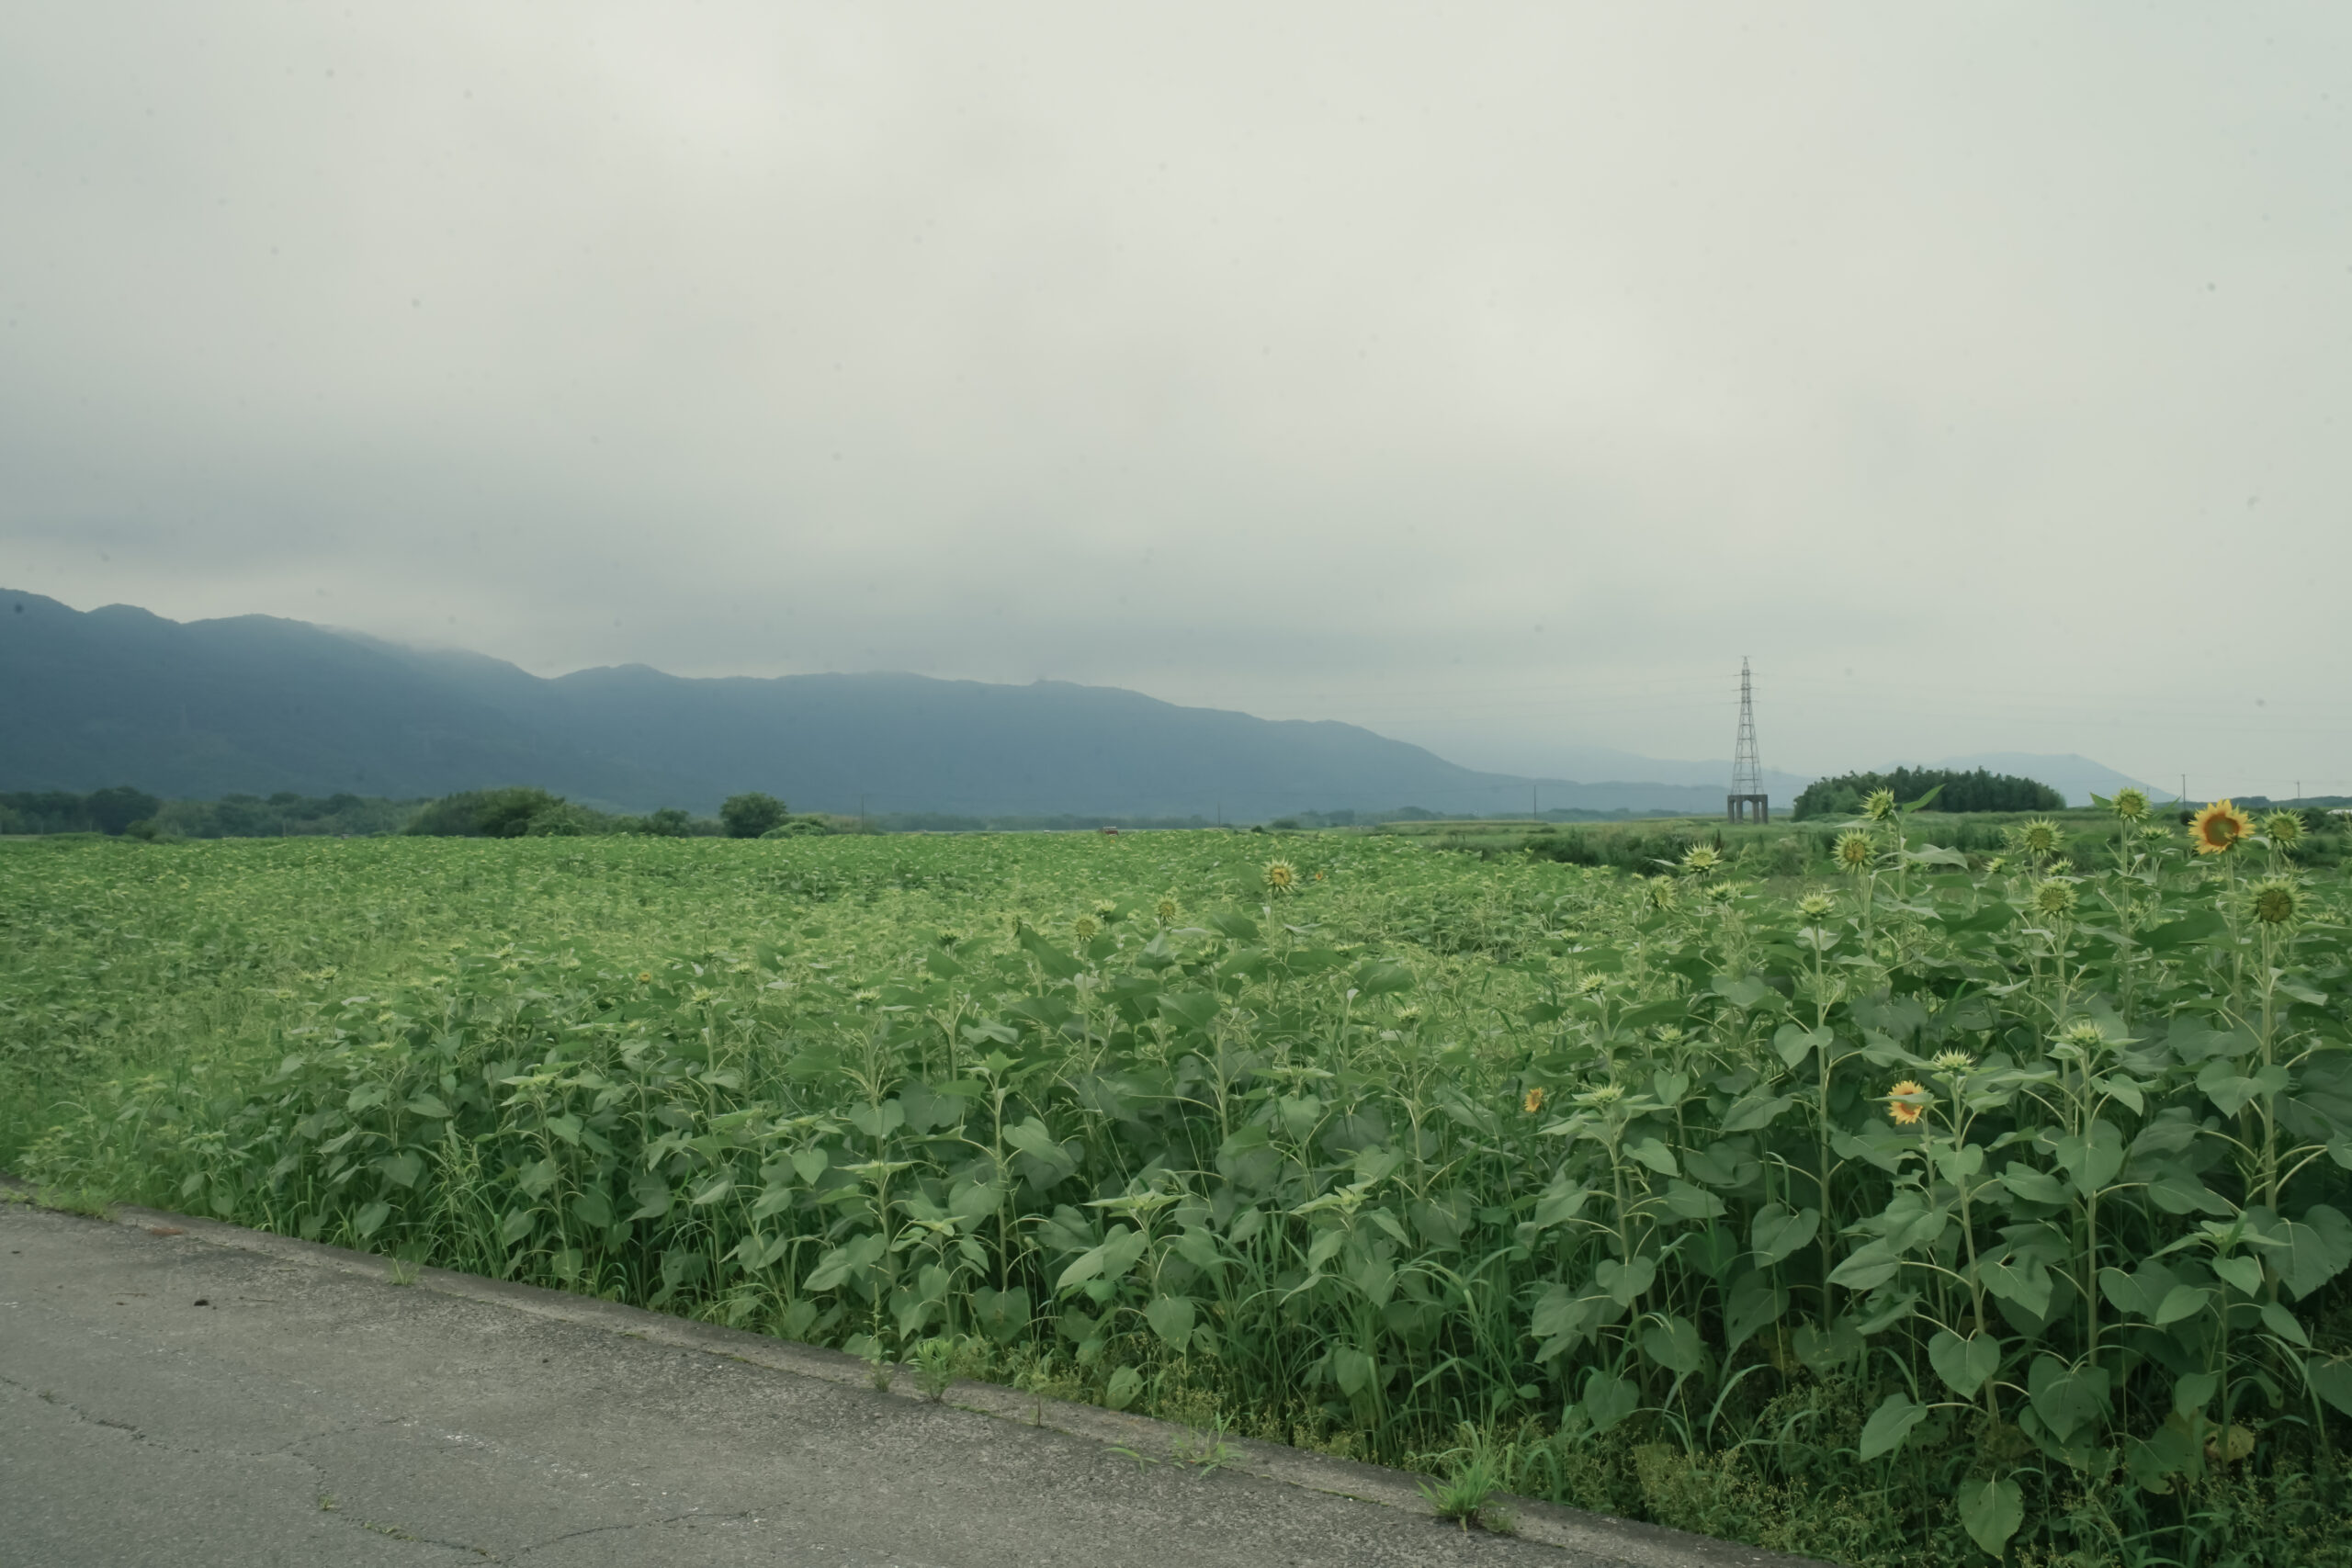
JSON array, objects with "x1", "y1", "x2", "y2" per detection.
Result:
[{"x1": 6, "y1": 805, "x2": 2351, "y2": 1566}]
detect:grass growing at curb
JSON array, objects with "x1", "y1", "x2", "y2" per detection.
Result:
[
  {"x1": 6, "y1": 809, "x2": 2352, "y2": 1565},
  {"x1": 4, "y1": 1183, "x2": 117, "y2": 1221},
  {"x1": 1418, "y1": 1425, "x2": 1513, "y2": 1533}
]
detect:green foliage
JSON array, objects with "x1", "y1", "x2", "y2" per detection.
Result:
[
  {"x1": 85, "y1": 785, "x2": 164, "y2": 835},
  {"x1": 1506, "y1": 811, "x2": 2249, "y2": 883},
  {"x1": 0, "y1": 791, "x2": 86, "y2": 834},
  {"x1": 1522, "y1": 824, "x2": 1732, "y2": 875},
  {"x1": 759, "y1": 816, "x2": 838, "y2": 839},
  {"x1": 911, "y1": 1335, "x2": 962, "y2": 1400},
  {"x1": 1794, "y1": 767, "x2": 2065, "y2": 820},
  {"x1": 0, "y1": 786, "x2": 160, "y2": 836},
  {"x1": 157, "y1": 791, "x2": 422, "y2": 839},
  {"x1": 1418, "y1": 1425, "x2": 1510, "y2": 1530},
  {"x1": 6, "y1": 822, "x2": 2352, "y2": 1566},
  {"x1": 406, "y1": 787, "x2": 609, "y2": 838},
  {"x1": 1, "y1": 788, "x2": 424, "y2": 840},
  {"x1": 720, "y1": 793, "x2": 788, "y2": 840},
  {"x1": 870, "y1": 812, "x2": 1219, "y2": 832}
]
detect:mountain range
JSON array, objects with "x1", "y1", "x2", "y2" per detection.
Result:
[{"x1": 4, "y1": 590, "x2": 1831, "y2": 819}]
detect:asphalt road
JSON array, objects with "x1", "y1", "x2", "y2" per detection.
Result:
[{"x1": 0, "y1": 1195, "x2": 1818, "y2": 1568}]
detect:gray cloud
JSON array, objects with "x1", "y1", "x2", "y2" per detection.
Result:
[{"x1": 5, "y1": 3, "x2": 2348, "y2": 798}]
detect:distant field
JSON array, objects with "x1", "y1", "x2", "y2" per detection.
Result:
[
  {"x1": 1379, "y1": 808, "x2": 2352, "y2": 880},
  {"x1": 6, "y1": 810, "x2": 2352, "y2": 1565}
]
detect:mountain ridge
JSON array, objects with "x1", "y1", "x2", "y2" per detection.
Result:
[{"x1": 3, "y1": 589, "x2": 1785, "y2": 818}]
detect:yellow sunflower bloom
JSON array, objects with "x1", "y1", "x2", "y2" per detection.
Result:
[
  {"x1": 2189, "y1": 800, "x2": 2253, "y2": 855},
  {"x1": 1886, "y1": 1079, "x2": 1928, "y2": 1125}
]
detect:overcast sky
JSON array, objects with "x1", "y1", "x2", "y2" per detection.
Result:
[{"x1": 5, "y1": 5, "x2": 2348, "y2": 796}]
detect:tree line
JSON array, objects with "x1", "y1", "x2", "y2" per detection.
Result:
[
  {"x1": 0, "y1": 785, "x2": 838, "y2": 840},
  {"x1": 401, "y1": 787, "x2": 844, "y2": 839},
  {"x1": 1790, "y1": 765, "x2": 2064, "y2": 819},
  {"x1": 0, "y1": 786, "x2": 165, "y2": 836}
]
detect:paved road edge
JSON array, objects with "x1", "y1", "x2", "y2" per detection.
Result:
[{"x1": 0, "y1": 1177, "x2": 1826, "y2": 1568}]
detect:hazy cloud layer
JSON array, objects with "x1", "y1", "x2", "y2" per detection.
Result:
[{"x1": 6, "y1": 5, "x2": 2348, "y2": 797}]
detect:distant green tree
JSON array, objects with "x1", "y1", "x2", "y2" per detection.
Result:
[
  {"x1": 1792, "y1": 766, "x2": 2064, "y2": 820},
  {"x1": 85, "y1": 785, "x2": 162, "y2": 835},
  {"x1": 475, "y1": 788, "x2": 566, "y2": 837},
  {"x1": 640, "y1": 807, "x2": 692, "y2": 837},
  {"x1": 0, "y1": 792, "x2": 95, "y2": 832},
  {"x1": 720, "y1": 792, "x2": 787, "y2": 839},
  {"x1": 149, "y1": 791, "x2": 421, "y2": 839},
  {"x1": 408, "y1": 786, "x2": 569, "y2": 837},
  {"x1": 200, "y1": 795, "x2": 279, "y2": 836}
]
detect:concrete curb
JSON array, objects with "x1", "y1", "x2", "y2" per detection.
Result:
[{"x1": 0, "y1": 1177, "x2": 1826, "y2": 1568}]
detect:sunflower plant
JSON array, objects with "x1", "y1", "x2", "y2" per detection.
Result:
[
  {"x1": 2190, "y1": 799, "x2": 2255, "y2": 858},
  {"x1": 8, "y1": 814, "x2": 2352, "y2": 1568}
]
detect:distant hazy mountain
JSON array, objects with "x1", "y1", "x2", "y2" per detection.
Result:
[
  {"x1": 1445, "y1": 739, "x2": 1814, "y2": 800},
  {"x1": 1, "y1": 590, "x2": 1768, "y2": 819}
]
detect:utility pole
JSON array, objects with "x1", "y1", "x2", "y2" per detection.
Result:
[{"x1": 1727, "y1": 658, "x2": 1768, "y2": 824}]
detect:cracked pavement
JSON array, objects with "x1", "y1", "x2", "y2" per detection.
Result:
[
  {"x1": 0, "y1": 1200, "x2": 1807, "y2": 1567},
  {"x1": 2, "y1": 1202, "x2": 1571, "y2": 1566}
]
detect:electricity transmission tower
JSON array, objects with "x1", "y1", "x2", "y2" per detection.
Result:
[{"x1": 1728, "y1": 658, "x2": 1769, "y2": 823}]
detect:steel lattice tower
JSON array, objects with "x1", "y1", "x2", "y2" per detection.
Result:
[{"x1": 1728, "y1": 659, "x2": 1769, "y2": 823}]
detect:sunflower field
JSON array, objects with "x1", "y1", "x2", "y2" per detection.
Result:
[{"x1": 6, "y1": 796, "x2": 2352, "y2": 1566}]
